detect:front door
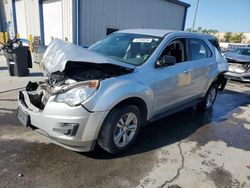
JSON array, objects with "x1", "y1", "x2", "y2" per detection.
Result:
[{"x1": 153, "y1": 38, "x2": 193, "y2": 116}]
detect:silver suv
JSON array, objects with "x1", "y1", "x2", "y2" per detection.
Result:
[{"x1": 17, "y1": 29, "x2": 228, "y2": 154}]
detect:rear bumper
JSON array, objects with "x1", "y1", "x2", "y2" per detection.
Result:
[
  {"x1": 17, "y1": 90, "x2": 109, "y2": 152},
  {"x1": 225, "y1": 71, "x2": 250, "y2": 82}
]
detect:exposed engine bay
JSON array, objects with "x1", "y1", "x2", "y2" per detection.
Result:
[
  {"x1": 19, "y1": 39, "x2": 135, "y2": 110},
  {"x1": 46, "y1": 61, "x2": 133, "y2": 85},
  {"x1": 20, "y1": 61, "x2": 133, "y2": 111}
]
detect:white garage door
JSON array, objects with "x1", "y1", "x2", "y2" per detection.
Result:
[
  {"x1": 43, "y1": 0, "x2": 63, "y2": 45},
  {"x1": 15, "y1": 0, "x2": 28, "y2": 39}
]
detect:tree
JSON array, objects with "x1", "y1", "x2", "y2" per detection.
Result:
[
  {"x1": 185, "y1": 27, "x2": 218, "y2": 36},
  {"x1": 222, "y1": 32, "x2": 233, "y2": 42},
  {"x1": 221, "y1": 32, "x2": 246, "y2": 43},
  {"x1": 230, "y1": 33, "x2": 246, "y2": 43},
  {"x1": 186, "y1": 28, "x2": 247, "y2": 43}
]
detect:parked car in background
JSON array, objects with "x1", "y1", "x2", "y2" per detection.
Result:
[
  {"x1": 224, "y1": 47, "x2": 250, "y2": 82},
  {"x1": 17, "y1": 30, "x2": 228, "y2": 154}
]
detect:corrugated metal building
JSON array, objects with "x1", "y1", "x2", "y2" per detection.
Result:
[{"x1": 0, "y1": 0, "x2": 190, "y2": 46}]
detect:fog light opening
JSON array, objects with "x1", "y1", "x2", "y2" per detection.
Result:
[{"x1": 53, "y1": 123, "x2": 79, "y2": 136}]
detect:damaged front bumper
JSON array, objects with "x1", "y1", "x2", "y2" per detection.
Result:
[
  {"x1": 224, "y1": 62, "x2": 250, "y2": 82},
  {"x1": 17, "y1": 84, "x2": 109, "y2": 152},
  {"x1": 225, "y1": 71, "x2": 250, "y2": 82}
]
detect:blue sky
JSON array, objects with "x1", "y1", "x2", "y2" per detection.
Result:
[{"x1": 184, "y1": 0, "x2": 250, "y2": 32}]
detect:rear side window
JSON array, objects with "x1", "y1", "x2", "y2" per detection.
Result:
[
  {"x1": 209, "y1": 39, "x2": 221, "y2": 53},
  {"x1": 189, "y1": 39, "x2": 212, "y2": 60}
]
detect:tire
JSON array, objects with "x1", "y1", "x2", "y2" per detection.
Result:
[
  {"x1": 98, "y1": 105, "x2": 142, "y2": 154},
  {"x1": 198, "y1": 83, "x2": 218, "y2": 111}
]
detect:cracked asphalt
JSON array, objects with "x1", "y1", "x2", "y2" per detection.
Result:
[{"x1": 1, "y1": 56, "x2": 250, "y2": 188}]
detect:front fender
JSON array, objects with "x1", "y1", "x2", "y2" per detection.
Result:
[{"x1": 82, "y1": 76, "x2": 154, "y2": 119}]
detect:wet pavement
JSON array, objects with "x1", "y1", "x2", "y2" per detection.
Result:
[{"x1": 0, "y1": 56, "x2": 250, "y2": 187}]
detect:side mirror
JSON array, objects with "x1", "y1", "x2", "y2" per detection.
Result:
[{"x1": 156, "y1": 55, "x2": 176, "y2": 67}]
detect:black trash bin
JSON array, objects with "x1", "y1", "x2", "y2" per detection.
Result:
[{"x1": 3, "y1": 39, "x2": 32, "y2": 77}]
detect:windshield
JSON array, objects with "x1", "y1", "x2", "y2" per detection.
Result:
[
  {"x1": 232, "y1": 48, "x2": 250, "y2": 56},
  {"x1": 88, "y1": 33, "x2": 162, "y2": 66}
]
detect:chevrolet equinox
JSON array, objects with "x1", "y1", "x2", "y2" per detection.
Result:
[{"x1": 17, "y1": 29, "x2": 228, "y2": 154}]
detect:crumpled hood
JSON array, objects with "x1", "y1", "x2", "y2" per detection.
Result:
[
  {"x1": 41, "y1": 39, "x2": 135, "y2": 75},
  {"x1": 224, "y1": 52, "x2": 250, "y2": 63}
]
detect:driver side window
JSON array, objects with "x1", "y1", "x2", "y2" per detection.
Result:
[{"x1": 160, "y1": 39, "x2": 187, "y2": 63}]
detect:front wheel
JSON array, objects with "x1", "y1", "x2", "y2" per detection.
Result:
[
  {"x1": 198, "y1": 83, "x2": 218, "y2": 111},
  {"x1": 98, "y1": 105, "x2": 142, "y2": 154}
]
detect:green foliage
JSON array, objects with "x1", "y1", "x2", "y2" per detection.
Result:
[
  {"x1": 186, "y1": 27, "x2": 247, "y2": 43},
  {"x1": 221, "y1": 32, "x2": 246, "y2": 43},
  {"x1": 185, "y1": 27, "x2": 218, "y2": 36},
  {"x1": 222, "y1": 32, "x2": 232, "y2": 42},
  {"x1": 231, "y1": 33, "x2": 246, "y2": 43}
]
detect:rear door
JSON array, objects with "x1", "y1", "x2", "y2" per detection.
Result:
[{"x1": 187, "y1": 38, "x2": 214, "y2": 96}]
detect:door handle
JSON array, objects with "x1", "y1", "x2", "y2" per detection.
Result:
[{"x1": 183, "y1": 69, "x2": 191, "y2": 74}]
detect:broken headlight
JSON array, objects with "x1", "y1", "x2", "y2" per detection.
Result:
[{"x1": 55, "y1": 80, "x2": 99, "y2": 106}]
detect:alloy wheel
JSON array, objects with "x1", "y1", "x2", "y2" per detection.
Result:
[
  {"x1": 113, "y1": 112, "x2": 138, "y2": 148},
  {"x1": 206, "y1": 87, "x2": 217, "y2": 109}
]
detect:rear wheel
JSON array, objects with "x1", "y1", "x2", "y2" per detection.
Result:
[
  {"x1": 98, "y1": 105, "x2": 141, "y2": 154},
  {"x1": 198, "y1": 83, "x2": 218, "y2": 111}
]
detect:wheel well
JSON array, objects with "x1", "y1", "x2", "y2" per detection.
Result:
[
  {"x1": 96, "y1": 97, "x2": 148, "y2": 146},
  {"x1": 214, "y1": 73, "x2": 227, "y2": 91},
  {"x1": 215, "y1": 73, "x2": 225, "y2": 81},
  {"x1": 112, "y1": 97, "x2": 148, "y2": 124}
]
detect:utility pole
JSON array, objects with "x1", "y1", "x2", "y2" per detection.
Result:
[{"x1": 192, "y1": 0, "x2": 200, "y2": 32}]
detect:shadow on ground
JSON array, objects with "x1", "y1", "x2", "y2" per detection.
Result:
[
  {"x1": 28, "y1": 72, "x2": 43, "y2": 77},
  {"x1": 0, "y1": 66, "x2": 8, "y2": 71},
  {"x1": 0, "y1": 85, "x2": 250, "y2": 161},
  {"x1": 85, "y1": 88, "x2": 250, "y2": 159},
  {"x1": 86, "y1": 108, "x2": 212, "y2": 159},
  {"x1": 213, "y1": 88, "x2": 250, "y2": 120},
  {"x1": 0, "y1": 108, "x2": 19, "y2": 126}
]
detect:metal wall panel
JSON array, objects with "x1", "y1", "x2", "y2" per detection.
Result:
[
  {"x1": 0, "y1": 1, "x2": 3, "y2": 31},
  {"x1": 43, "y1": 0, "x2": 63, "y2": 45},
  {"x1": 0, "y1": 0, "x2": 41, "y2": 39},
  {"x1": 23, "y1": 0, "x2": 40, "y2": 37},
  {"x1": 1, "y1": 0, "x2": 185, "y2": 45},
  {"x1": 15, "y1": 0, "x2": 27, "y2": 38},
  {"x1": 1, "y1": 0, "x2": 16, "y2": 38},
  {"x1": 80, "y1": 0, "x2": 185, "y2": 45},
  {"x1": 41, "y1": 0, "x2": 73, "y2": 44},
  {"x1": 62, "y1": 0, "x2": 73, "y2": 42}
]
